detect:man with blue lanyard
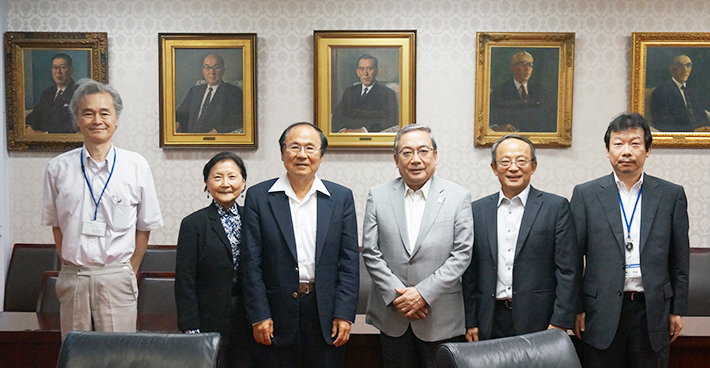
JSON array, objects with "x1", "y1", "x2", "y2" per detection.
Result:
[
  {"x1": 570, "y1": 112, "x2": 689, "y2": 368},
  {"x1": 41, "y1": 79, "x2": 163, "y2": 337}
]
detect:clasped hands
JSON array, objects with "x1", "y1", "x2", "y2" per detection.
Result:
[{"x1": 393, "y1": 287, "x2": 428, "y2": 320}]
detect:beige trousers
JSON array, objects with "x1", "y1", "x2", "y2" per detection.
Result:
[{"x1": 56, "y1": 262, "x2": 138, "y2": 338}]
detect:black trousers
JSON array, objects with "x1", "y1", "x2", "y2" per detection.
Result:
[
  {"x1": 582, "y1": 294, "x2": 669, "y2": 368},
  {"x1": 223, "y1": 294, "x2": 256, "y2": 368},
  {"x1": 491, "y1": 301, "x2": 516, "y2": 339},
  {"x1": 380, "y1": 324, "x2": 466, "y2": 368},
  {"x1": 253, "y1": 293, "x2": 345, "y2": 368}
]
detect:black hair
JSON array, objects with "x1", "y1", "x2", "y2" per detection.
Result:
[
  {"x1": 604, "y1": 112, "x2": 652, "y2": 151},
  {"x1": 203, "y1": 152, "x2": 247, "y2": 186}
]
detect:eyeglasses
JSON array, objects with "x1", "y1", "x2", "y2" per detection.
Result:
[
  {"x1": 513, "y1": 61, "x2": 534, "y2": 68},
  {"x1": 398, "y1": 147, "x2": 434, "y2": 160},
  {"x1": 52, "y1": 66, "x2": 70, "y2": 71},
  {"x1": 674, "y1": 62, "x2": 693, "y2": 68},
  {"x1": 202, "y1": 64, "x2": 223, "y2": 71},
  {"x1": 287, "y1": 144, "x2": 320, "y2": 156},
  {"x1": 496, "y1": 158, "x2": 531, "y2": 168}
]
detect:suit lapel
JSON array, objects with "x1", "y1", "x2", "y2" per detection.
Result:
[
  {"x1": 315, "y1": 190, "x2": 333, "y2": 266},
  {"x1": 639, "y1": 176, "x2": 661, "y2": 253},
  {"x1": 515, "y1": 187, "x2": 542, "y2": 258},
  {"x1": 486, "y1": 194, "x2": 499, "y2": 262},
  {"x1": 208, "y1": 204, "x2": 233, "y2": 262},
  {"x1": 268, "y1": 191, "x2": 298, "y2": 261},
  {"x1": 597, "y1": 174, "x2": 626, "y2": 256},
  {"x1": 412, "y1": 177, "x2": 445, "y2": 257},
  {"x1": 389, "y1": 179, "x2": 412, "y2": 255}
]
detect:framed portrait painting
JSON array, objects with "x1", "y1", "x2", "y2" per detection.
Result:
[
  {"x1": 159, "y1": 33, "x2": 257, "y2": 148},
  {"x1": 474, "y1": 32, "x2": 575, "y2": 147},
  {"x1": 314, "y1": 30, "x2": 416, "y2": 149},
  {"x1": 630, "y1": 32, "x2": 710, "y2": 148},
  {"x1": 4, "y1": 32, "x2": 108, "y2": 151}
]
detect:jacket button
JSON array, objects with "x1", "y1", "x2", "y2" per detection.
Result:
[
  {"x1": 618, "y1": 290, "x2": 622, "y2": 296},
  {"x1": 295, "y1": 267, "x2": 299, "y2": 272},
  {"x1": 293, "y1": 292, "x2": 298, "y2": 298}
]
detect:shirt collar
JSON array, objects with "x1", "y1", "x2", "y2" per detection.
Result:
[
  {"x1": 269, "y1": 173, "x2": 330, "y2": 201},
  {"x1": 361, "y1": 82, "x2": 376, "y2": 93},
  {"x1": 613, "y1": 172, "x2": 644, "y2": 192},
  {"x1": 404, "y1": 178, "x2": 432, "y2": 201},
  {"x1": 214, "y1": 200, "x2": 239, "y2": 216},
  {"x1": 497, "y1": 184, "x2": 531, "y2": 207},
  {"x1": 513, "y1": 79, "x2": 528, "y2": 90},
  {"x1": 82, "y1": 144, "x2": 115, "y2": 169},
  {"x1": 672, "y1": 77, "x2": 686, "y2": 89},
  {"x1": 207, "y1": 81, "x2": 222, "y2": 90}
]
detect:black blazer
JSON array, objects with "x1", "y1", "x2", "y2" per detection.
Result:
[
  {"x1": 462, "y1": 186, "x2": 579, "y2": 340},
  {"x1": 25, "y1": 79, "x2": 76, "y2": 133},
  {"x1": 175, "y1": 203, "x2": 244, "y2": 340},
  {"x1": 571, "y1": 174, "x2": 689, "y2": 352},
  {"x1": 175, "y1": 81, "x2": 244, "y2": 133},
  {"x1": 241, "y1": 178, "x2": 359, "y2": 347},
  {"x1": 651, "y1": 79, "x2": 709, "y2": 132},
  {"x1": 489, "y1": 79, "x2": 556, "y2": 132},
  {"x1": 332, "y1": 82, "x2": 398, "y2": 132}
]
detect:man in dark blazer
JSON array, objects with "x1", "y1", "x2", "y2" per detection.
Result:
[
  {"x1": 489, "y1": 51, "x2": 556, "y2": 133},
  {"x1": 650, "y1": 54, "x2": 709, "y2": 132},
  {"x1": 25, "y1": 53, "x2": 76, "y2": 134},
  {"x1": 241, "y1": 123, "x2": 359, "y2": 368},
  {"x1": 175, "y1": 53, "x2": 244, "y2": 134},
  {"x1": 571, "y1": 113, "x2": 689, "y2": 368},
  {"x1": 332, "y1": 54, "x2": 399, "y2": 133},
  {"x1": 462, "y1": 134, "x2": 578, "y2": 342}
]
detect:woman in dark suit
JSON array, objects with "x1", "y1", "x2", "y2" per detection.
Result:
[{"x1": 175, "y1": 152, "x2": 253, "y2": 368}]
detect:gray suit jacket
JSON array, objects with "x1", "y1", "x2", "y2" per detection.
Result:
[
  {"x1": 570, "y1": 173, "x2": 689, "y2": 352},
  {"x1": 362, "y1": 176, "x2": 473, "y2": 341},
  {"x1": 462, "y1": 187, "x2": 579, "y2": 340}
]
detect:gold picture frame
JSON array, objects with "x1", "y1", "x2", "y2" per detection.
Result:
[
  {"x1": 159, "y1": 33, "x2": 257, "y2": 148},
  {"x1": 630, "y1": 32, "x2": 710, "y2": 148},
  {"x1": 474, "y1": 32, "x2": 575, "y2": 147},
  {"x1": 4, "y1": 31, "x2": 108, "y2": 152},
  {"x1": 314, "y1": 30, "x2": 416, "y2": 149}
]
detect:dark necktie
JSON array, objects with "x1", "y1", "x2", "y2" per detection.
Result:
[
  {"x1": 681, "y1": 85, "x2": 697, "y2": 125},
  {"x1": 54, "y1": 89, "x2": 63, "y2": 103},
  {"x1": 362, "y1": 87, "x2": 370, "y2": 96},
  {"x1": 519, "y1": 85, "x2": 528, "y2": 102},
  {"x1": 194, "y1": 87, "x2": 213, "y2": 132}
]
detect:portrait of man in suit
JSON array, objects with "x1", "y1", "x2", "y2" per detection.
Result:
[
  {"x1": 241, "y1": 122, "x2": 359, "y2": 368},
  {"x1": 331, "y1": 53, "x2": 399, "y2": 133},
  {"x1": 489, "y1": 50, "x2": 557, "y2": 132},
  {"x1": 571, "y1": 113, "x2": 689, "y2": 368},
  {"x1": 362, "y1": 124, "x2": 473, "y2": 368},
  {"x1": 175, "y1": 53, "x2": 244, "y2": 134},
  {"x1": 462, "y1": 134, "x2": 578, "y2": 342},
  {"x1": 25, "y1": 53, "x2": 77, "y2": 134},
  {"x1": 650, "y1": 54, "x2": 710, "y2": 132}
]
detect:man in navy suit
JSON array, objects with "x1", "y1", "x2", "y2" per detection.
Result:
[
  {"x1": 462, "y1": 134, "x2": 578, "y2": 341},
  {"x1": 650, "y1": 54, "x2": 709, "y2": 132},
  {"x1": 241, "y1": 122, "x2": 359, "y2": 368},
  {"x1": 25, "y1": 53, "x2": 76, "y2": 134},
  {"x1": 572, "y1": 113, "x2": 689, "y2": 368},
  {"x1": 489, "y1": 51, "x2": 556, "y2": 132},
  {"x1": 332, "y1": 54, "x2": 399, "y2": 133},
  {"x1": 175, "y1": 53, "x2": 244, "y2": 134}
]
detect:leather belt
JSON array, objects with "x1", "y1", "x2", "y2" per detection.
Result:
[
  {"x1": 298, "y1": 282, "x2": 316, "y2": 295},
  {"x1": 624, "y1": 291, "x2": 644, "y2": 302},
  {"x1": 496, "y1": 299, "x2": 513, "y2": 310}
]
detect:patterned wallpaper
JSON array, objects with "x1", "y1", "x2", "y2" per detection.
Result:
[{"x1": 6, "y1": 0, "x2": 710, "y2": 248}]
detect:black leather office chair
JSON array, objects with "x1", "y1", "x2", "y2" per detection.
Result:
[
  {"x1": 4, "y1": 243, "x2": 59, "y2": 312},
  {"x1": 138, "y1": 245, "x2": 177, "y2": 273},
  {"x1": 137, "y1": 271, "x2": 178, "y2": 331},
  {"x1": 36, "y1": 271, "x2": 60, "y2": 314},
  {"x1": 56, "y1": 331, "x2": 221, "y2": 368},
  {"x1": 687, "y1": 248, "x2": 710, "y2": 316},
  {"x1": 436, "y1": 329, "x2": 581, "y2": 368}
]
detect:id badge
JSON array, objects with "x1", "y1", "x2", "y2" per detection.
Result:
[
  {"x1": 625, "y1": 263, "x2": 641, "y2": 278},
  {"x1": 82, "y1": 220, "x2": 106, "y2": 237}
]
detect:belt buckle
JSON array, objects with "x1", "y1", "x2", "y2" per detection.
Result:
[
  {"x1": 505, "y1": 299, "x2": 513, "y2": 310},
  {"x1": 300, "y1": 282, "x2": 311, "y2": 295}
]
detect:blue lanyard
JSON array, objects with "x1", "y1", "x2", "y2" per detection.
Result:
[
  {"x1": 81, "y1": 147, "x2": 116, "y2": 221},
  {"x1": 619, "y1": 184, "x2": 642, "y2": 243}
]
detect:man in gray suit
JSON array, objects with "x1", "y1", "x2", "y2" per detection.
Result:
[
  {"x1": 571, "y1": 113, "x2": 689, "y2": 368},
  {"x1": 362, "y1": 124, "x2": 473, "y2": 368},
  {"x1": 462, "y1": 134, "x2": 578, "y2": 342}
]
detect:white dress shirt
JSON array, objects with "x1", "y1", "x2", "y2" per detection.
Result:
[
  {"x1": 269, "y1": 173, "x2": 330, "y2": 283},
  {"x1": 614, "y1": 173, "x2": 644, "y2": 292},
  {"x1": 671, "y1": 77, "x2": 689, "y2": 107},
  {"x1": 404, "y1": 179, "x2": 432, "y2": 253},
  {"x1": 496, "y1": 185, "x2": 530, "y2": 300},
  {"x1": 41, "y1": 145, "x2": 164, "y2": 266},
  {"x1": 513, "y1": 79, "x2": 528, "y2": 99}
]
